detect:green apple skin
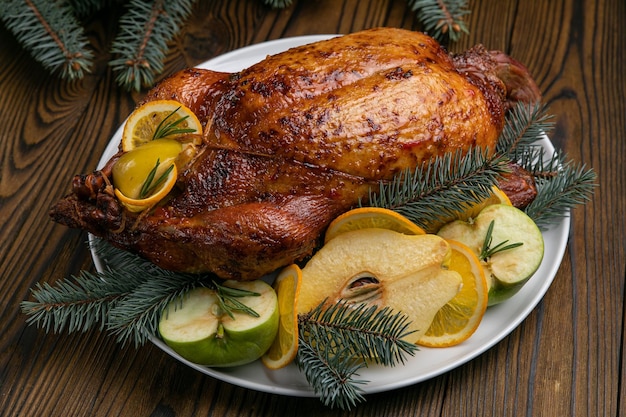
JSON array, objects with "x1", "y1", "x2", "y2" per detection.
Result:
[
  {"x1": 437, "y1": 204, "x2": 544, "y2": 306},
  {"x1": 159, "y1": 280, "x2": 279, "y2": 367},
  {"x1": 486, "y1": 277, "x2": 529, "y2": 306}
]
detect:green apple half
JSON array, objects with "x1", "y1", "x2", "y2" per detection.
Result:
[
  {"x1": 158, "y1": 280, "x2": 279, "y2": 367},
  {"x1": 297, "y1": 229, "x2": 462, "y2": 343},
  {"x1": 437, "y1": 204, "x2": 544, "y2": 306}
]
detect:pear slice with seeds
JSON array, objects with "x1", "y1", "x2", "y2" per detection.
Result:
[{"x1": 297, "y1": 229, "x2": 462, "y2": 343}]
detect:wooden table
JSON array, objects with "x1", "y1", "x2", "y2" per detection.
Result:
[{"x1": 1, "y1": 0, "x2": 623, "y2": 415}]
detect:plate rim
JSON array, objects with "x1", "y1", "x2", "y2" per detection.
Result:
[{"x1": 92, "y1": 34, "x2": 571, "y2": 398}]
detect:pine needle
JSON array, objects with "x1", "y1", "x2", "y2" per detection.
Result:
[
  {"x1": 407, "y1": 0, "x2": 470, "y2": 42},
  {"x1": 497, "y1": 102, "x2": 555, "y2": 156},
  {"x1": 109, "y1": 0, "x2": 196, "y2": 91},
  {"x1": 524, "y1": 162, "x2": 597, "y2": 229},
  {"x1": 367, "y1": 148, "x2": 510, "y2": 231},
  {"x1": 0, "y1": 0, "x2": 93, "y2": 80},
  {"x1": 296, "y1": 301, "x2": 418, "y2": 409}
]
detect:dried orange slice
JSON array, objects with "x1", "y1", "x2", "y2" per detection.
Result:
[
  {"x1": 262, "y1": 264, "x2": 302, "y2": 370},
  {"x1": 324, "y1": 207, "x2": 425, "y2": 243},
  {"x1": 423, "y1": 186, "x2": 512, "y2": 233},
  {"x1": 417, "y1": 239, "x2": 488, "y2": 347},
  {"x1": 122, "y1": 99, "x2": 202, "y2": 152}
]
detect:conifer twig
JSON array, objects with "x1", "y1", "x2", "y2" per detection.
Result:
[
  {"x1": 296, "y1": 301, "x2": 418, "y2": 409},
  {"x1": 0, "y1": 0, "x2": 92, "y2": 80},
  {"x1": 407, "y1": 0, "x2": 470, "y2": 42},
  {"x1": 367, "y1": 148, "x2": 510, "y2": 232},
  {"x1": 109, "y1": 0, "x2": 197, "y2": 91}
]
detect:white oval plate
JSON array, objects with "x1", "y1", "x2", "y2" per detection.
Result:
[{"x1": 94, "y1": 35, "x2": 570, "y2": 397}]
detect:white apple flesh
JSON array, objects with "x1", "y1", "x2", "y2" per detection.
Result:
[
  {"x1": 437, "y1": 204, "x2": 544, "y2": 305},
  {"x1": 159, "y1": 280, "x2": 279, "y2": 367}
]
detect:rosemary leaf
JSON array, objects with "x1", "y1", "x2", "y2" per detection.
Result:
[
  {"x1": 214, "y1": 281, "x2": 261, "y2": 319},
  {"x1": 479, "y1": 220, "x2": 524, "y2": 261},
  {"x1": 139, "y1": 160, "x2": 174, "y2": 199},
  {"x1": 152, "y1": 107, "x2": 197, "y2": 139}
]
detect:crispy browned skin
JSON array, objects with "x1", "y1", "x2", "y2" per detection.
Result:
[{"x1": 50, "y1": 28, "x2": 540, "y2": 280}]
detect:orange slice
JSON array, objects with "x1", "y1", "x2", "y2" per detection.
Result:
[
  {"x1": 122, "y1": 99, "x2": 202, "y2": 152},
  {"x1": 114, "y1": 163, "x2": 178, "y2": 212},
  {"x1": 262, "y1": 264, "x2": 302, "y2": 370},
  {"x1": 324, "y1": 207, "x2": 425, "y2": 243},
  {"x1": 417, "y1": 239, "x2": 488, "y2": 347},
  {"x1": 423, "y1": 186, "x2": 512, "y2": 233}
]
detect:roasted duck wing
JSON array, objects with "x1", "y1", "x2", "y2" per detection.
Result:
[{"x1": 50, "y1": 28, "x2": 540, "y2": 280}]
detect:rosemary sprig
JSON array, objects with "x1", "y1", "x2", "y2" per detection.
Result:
[
  {"x1": 478, "y1": 220, "x2": 523, "y2": 261},
  {"x1": 213, "y1": 281, "x2": 260, "y2": 319},
  {"x1": 139, "y1": 159, "x2": 175, "y2": 198},
  {"x1": 152, "y1": 107, "x2": 197, "y2": 139}
]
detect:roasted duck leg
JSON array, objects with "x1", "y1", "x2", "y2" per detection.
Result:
[{"x1": 50, "y1": 28, "x2": 540, "y2": 280}]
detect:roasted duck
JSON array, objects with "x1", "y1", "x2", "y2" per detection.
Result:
[{"x1": 50, "y1": 28, "x2": 541, "y2": 280}]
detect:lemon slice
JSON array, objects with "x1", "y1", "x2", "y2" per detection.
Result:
[
  {"x1": 417, "y1": 239, "x2": 488, "y2": 347},
  {"x1": 262, "y1": 264, "x2": 302, "y2": 370},
  {"x1": 114, "y1": 163, "x2": 178, "y2": 212},
  {"x1": 122, "y1": 99, "x2": 202, "y2": 152},
  {"x1": 324, "y1": 207, "x2": 425, "y2": 243}
]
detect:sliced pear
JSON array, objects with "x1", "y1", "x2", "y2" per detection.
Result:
[
  {"x1": 297, "y1": 229, "x2": 462, "y2": 343},
  {"x1": 159, "y1": 280, "x2": 279, "y2": 367},
  {"x1": 437, "y1": 204, "x2": 544, "y2": 305}
]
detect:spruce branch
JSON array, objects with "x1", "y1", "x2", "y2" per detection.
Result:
[
  {"x1": 296, "y1": 301, "x2": 418, "y2": 409},
  {"x1": 296, "y1": 337, "x2": 367, "y2": 410},
  {"x1": 407, "y1": 0, "x2": 470, "y2": 42},
  {"x1": 367, "y1": 148, "x2": 510, "y2": 232},
  {"x1": 497, "y1": 101, "x2": 555, "y2": 156},
  {"x1": 0, "y1": 0, "x2": 93, "y2": 80},
  {"x1": 109, "y1": 0, "x2": 197, "y2": 92},
  {"x1": 20, "y1": 265, "x2": 144, "y2": 335},
  {"x1": 21, "y1": 238, "x2": 211, "y2": 347},
  {"x1": 106, "y1": 268, "x2": 206, "y2": 347},
  {"x1": 524, "y1": 161, "x2": 597, "y2": 229}
]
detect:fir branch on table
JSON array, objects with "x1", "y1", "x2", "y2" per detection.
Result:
[
  {"x1": 296, "y1": 301, "x2": 418, "y2": 410},
  {"x1": 108, "y1": 0, "x2": 197, "y2": 92},
  {"x1": 366, "y1": 148, "x2": 511, "y2": 232},
  {"x1": 1, "y1": 0, "x2": 473, "y2": 89},
  {"x1": 0, "y1": 0, "x2": 93, "y2": 80},
  {"x1": 20, "y1": 262, "x2": 144, "y2": 335},
  {"x1": 21, "y1": 237, "x2": 212, "y2": 347},
  {"x1": 407, "y1": 0, "x2": 470, "y2": 42}
]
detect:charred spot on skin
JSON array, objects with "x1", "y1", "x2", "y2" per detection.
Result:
[
  {"x1": 366, "y1": 118, "x2": 382, "y2": 131},
  {"x1": 385, "y1": 67, "x2": 413, "y2": 81}
]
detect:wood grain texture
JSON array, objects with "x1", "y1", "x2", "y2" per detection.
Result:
[{"x1": 0, "y1": 0, "x2": 624, "y2": 416}]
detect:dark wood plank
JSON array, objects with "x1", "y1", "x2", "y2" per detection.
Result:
[{"x1": 0, "y1": 0, "x2": 623, "y2": 416}]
